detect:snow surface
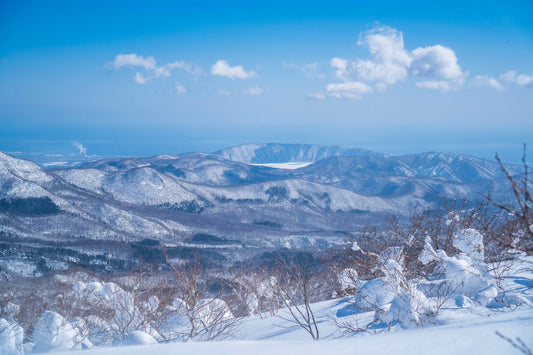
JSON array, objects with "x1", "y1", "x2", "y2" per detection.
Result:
[
  {"x1": 54, "y1": 306, "x2": 533, "y2": 355},
  {"x1": 48, "y1": 254, "x2": 533, "y2": 355}
]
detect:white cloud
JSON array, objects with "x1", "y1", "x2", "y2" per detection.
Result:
[
  {"x1": 73, "y1": 143, "x2": 87, "y2": 155},
  {"x1": 134, "y1": 72, "x2": 149, "y2": 84},
  {"x1": 306, "y1": 93, "x2": 326, "y2": 100},
  {"x1": 500, "y1": 71, "x2": 533, "y2": 88},
  {"x1": 210, "y1": 60, "x2": 257, "y2": 79},
  {"x1": 331, "y1": 57, "x2": 349, "y2": 81},
  {"x1": 218, "y1": 88, "x2": 231, "y2": 96},
  {"x1": 471, "y1": 75, "x2": 504, "y2": 91},
  {"x1": 328, "y1": 25, "x2": 468, "y2": 94},
  {"x1": 175, "y1": 82, "x2": 186, "y2": 95},
  {"x1": 246, "y1": 86, "x2": 264, "y2": 96},
  {"x1": 109, "y1": 54, "x2": 202, "y2": 84},
  {"x1": 410, "y1": 45, "x2": 462, "y2": 79},
  {"x1": 325, "y1": 81, "x2": 373, "y2": 99},
  {"x1": 156, "y1": 61, "x2": 203, "y2": 77},
  {"x1": 112, "y1": 54, "x2": 156, "y2": 71},
  {"x1": 415, "y1": 77, "x2": 465, "y2": 92},
  {"x1": 331, "y1": 26, "x2": 411, "y2": 85},
  {"x1": 284, "y1": 62, "x2": 325, "y2": 78}
]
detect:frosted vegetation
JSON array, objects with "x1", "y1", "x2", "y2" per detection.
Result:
[{"x1": 1, "y1": 201, "x2": 532, "y2": 354}]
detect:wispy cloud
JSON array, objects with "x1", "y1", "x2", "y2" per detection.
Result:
[
  {"x1": 175, "y1": 82, "x2": 186, "y2": 95},
  {"x1": 112, "y1": 54, "x2": 156, "y2": 71},
  {"x1": 470, "y1": 75, "x2": 504, "y2": 91},
  {"x1": 415, "y1": 77, "x2": 465, "y2": 93},
  {"x1": 245, "y1": 86, "x2": 264, "y2": 96},
  {"x1": 500, "y1": 71, "x2": 533, "y2": 88},
  {"x1": 218, "y1": 88, "x2": 231, "y2": 96},
  {"x1": 210, "y1": 60, "x2": 257, "y2": 80},
  {"x1": 284, "y1": 62, "x2": 325, "y2": 78},
  {"x1": 134, "y1": 72, "x2": 149, "y2": 84},
  {"x1": 109, "y1": 54, "x2": 202, "y2": 84}
]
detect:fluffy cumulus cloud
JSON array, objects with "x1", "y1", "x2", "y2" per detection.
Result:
[
  {"x1": 211, "y1": 60, "x2": 257, "y2": 80},
  {"x1": 109, "y1": 54, "x2": 202, "y2": 84},
  {"x1": 319, "y1": 25, "x2": 469, "y2": 98},
  {"x1": 246, "y1": 86, "x2": 264, "y2": 96},
  {"x1": 330, "y1": 27, "x2": 411, "y2": 85},
  {"x1": 410, "y1": 45, "x2": 462, "y2": 79},
  {"x1": 500, "y1": 71, "x2": 533, "y2": 88}
]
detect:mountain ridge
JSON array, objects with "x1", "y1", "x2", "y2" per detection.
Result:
[{"x1": 0, "y1": 144, "x2": 529, "y2": 255}]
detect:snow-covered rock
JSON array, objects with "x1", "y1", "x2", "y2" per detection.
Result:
[{"x1": 32, "y1": 311, "x2": 81, "y2": 353}]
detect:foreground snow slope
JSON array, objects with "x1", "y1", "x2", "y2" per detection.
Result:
[{"x1": 58, "y1": 307, "x2": 533, "y2": 355}]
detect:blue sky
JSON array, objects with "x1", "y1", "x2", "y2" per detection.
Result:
[{"x1": 1, "y1": 0, "x2": 532, "y2": 163}]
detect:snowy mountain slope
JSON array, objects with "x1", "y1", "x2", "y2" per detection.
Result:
[
  {"x1": 76, "y1": 153, "x2": 283, "y2": 186},
  {"x1": 0, "y1": 144, "x2": 529, "y2": 250},
  {"x1": 297, "y1": 152, "x2": 524, "y2": 185},
  {"x1": 0, "y1": 151, "x2": 53, "y2": 199},
  {"x1": 214, "y1": 143, "x2": 386, "y2": 164}
]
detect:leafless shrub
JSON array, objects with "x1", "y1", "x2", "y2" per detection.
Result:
[
  {"x1": 491, "y1": 144, "x2": 533, "y2": 254},
  {"x1": 496, "y1": 331, "x2": 532, "y2": 355},
  {"x1": 269, "y1": 250, "x2": 322, "y2": 340},
  {"x1": 161, "y1": 248, "x2": 240, "y2": 341}
]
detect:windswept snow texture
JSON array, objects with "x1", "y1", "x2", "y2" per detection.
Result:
[{"x1": 0, "y1": 143, "x2": 530, "y2": 268}]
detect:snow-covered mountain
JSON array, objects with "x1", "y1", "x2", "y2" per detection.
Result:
[
  {"x1": 0, "y1": 143, "x2": 528, "y2": 270},
  {"x1": 214, "y1": 143, "x2": 385, "y2": 164}
]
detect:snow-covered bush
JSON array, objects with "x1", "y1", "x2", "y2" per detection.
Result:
[
  {"x1": 121, "y1": 330, "x2": 157, "y2": 346},
  {"x1": 380, "y1": 288, "x2": 433, "y2": 328},
  {"x1": 72, "y1": 280, "x2": 141, "y2": 342},
  {"x1": 32, "y1": 311, "x2": 81, "y2": 353},
  {"x1": 0, "y1": 318, "x2": 24, "y2": 355}
]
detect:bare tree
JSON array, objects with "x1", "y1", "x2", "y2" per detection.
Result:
[
  {"x1": 492, "y1": 144, "x2": 533, "y2": 253},
  {"x1": 270, "y1": 250, "x2": 322, "y2": 340}
]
